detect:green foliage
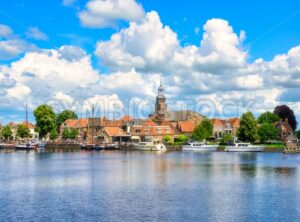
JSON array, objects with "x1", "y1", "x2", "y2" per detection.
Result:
[
  {"x1": 296, "y1": 130, "x2": 300, "y2": 139},
  {"x1": 1, "y1": 125, "x2": 13, "y2": 140},
  {"x1": 237, "y1": 112, "x2": 259, "y2": 143},
  {"x1": 192, "y1": 118, "x2": 213, "y2": 141},
  {"x1": 34, "y1": 105, "x2": 56, "y2": 138},
  {"x1": 258, "y1": 123, "x2": 280, "y2": 143},
  {"x1": 162, "y1": 135, "x2": 172, "y2": 143},
  {"x1": 257, "y1": 112, "x2": 280, "y2": 124},
  {"x1": 16, "y1": 124, "x2": 30, "y2": 139},
  {"x1": 69, "y1": 128, "x2": 78, "y2": 139},
  {"x1": 62, "y1": 128, "x2": 78, "y2": 140},
  {"x1": 176, "y1": 135, "x2": 188, "y2": 144},
  {"x1": 220, "y1": 133, "x2": 234, "y2": 145},
  {"x1": 56, "y1": 110, "x2": 78, "y2": 131},
  {"x1": 49, "y1": 128, "x2": 59, "y2": 140},
  {"x1": 62, "y1": 128, "x2": 70, "y2": 140}
]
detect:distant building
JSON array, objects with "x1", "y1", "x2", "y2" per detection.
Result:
[
  {"x1": 22, "y1": 121, "x2": 38, "y2": 139},
  {"x1": 97, "y1": 127, "x2": 131, "y2": 143},
  {"x1": 130, "y1": 119, "x2": 174, "y2": 143},
  {"x1": 275, "y1": 119, "x2": 294, "y2": 142},
  {"x1": 211, "y1": 118, "x2": 240, "y2": 139},
  {"x1": 149, "y1": 80, "x2": 205, "y2": 137},
  {"x1": 61, "y1": 118, "x2": 88, "y2": 140}
]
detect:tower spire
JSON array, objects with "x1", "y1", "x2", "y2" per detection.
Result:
[{"x1": 158, "y1": 78, "x2": 164, "y2": 94}]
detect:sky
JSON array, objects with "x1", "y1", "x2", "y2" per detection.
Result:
[{"x1": 1, "y1": 0, "x2": 300, "y2": 123}]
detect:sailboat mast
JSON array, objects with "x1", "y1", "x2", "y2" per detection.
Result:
[{"x1": 26, "y1": 104, "x2": 29, "y2": 142}]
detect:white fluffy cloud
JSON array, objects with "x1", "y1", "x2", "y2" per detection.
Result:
[
  {"x1": 3, "y1": 9, "x2": 300, "y2": 122},
  {"x1": 94, "y1": 11, "x2": 300, "y2": 118},
  {"x1": 79, "y1": 0, "x2": 145, "y2": 28}
]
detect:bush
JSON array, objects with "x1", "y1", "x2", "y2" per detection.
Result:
[{"x1": 220, "y1": 134, "x2": 234, "y2": 145}]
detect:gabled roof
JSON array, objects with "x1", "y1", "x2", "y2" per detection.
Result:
[
  {"x1": 211, "y1": 119, "x2": 225, "y2": 126},
  {"x1": 211, "y1": 118, "x2": 240, "y2": 127},
  {"x1": 64, "y1": 118, "x2": 88, "y2": 128},
  {"x1": 119, "y1": 115, "x2": 133, "y2": 122},
  {"x1": 22, "y1": 121, "x2": 35, "y2": 129},
  {"x1": 102, "y1": 127, "x2": 129, "y2": 137},
  {"x1": 178, "y1": 121, "x2": 196, "y2": 133},
  {"x1": 229, "y1": 118, "x2": 240, "y2": 127},
  {"x1": 275, "y1": 120, "x2": 293, "y2": 132},
  {"x1": 144, "y1": 119, "x2": 157, "y2": 126}
]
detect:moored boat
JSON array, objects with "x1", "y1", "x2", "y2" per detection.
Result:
[
  {"x1": 15, "y1": 142, "x2": 37, "y2": 150},
  {"x1": 132, "y1": 141, "x2": 167, "y2": 151},
  {"x1": 225, "y1": 143, "x2": 264, "y2": 152},
  {"x1": 182, "y1": 142, "x2": 218, "y2": 152}
]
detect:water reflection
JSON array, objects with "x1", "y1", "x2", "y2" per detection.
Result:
[{"x1": 0, "y1": 151, "x2": 300, "y2": 221}]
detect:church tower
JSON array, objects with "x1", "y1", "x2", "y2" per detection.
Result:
[{"x1": 155, "y1": 79, "x2": 168, "y2": 121}]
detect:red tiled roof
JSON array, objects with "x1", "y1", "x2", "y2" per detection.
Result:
[
  {"x1": 229, "y1": 118, "x2": 240, "y2": 127},
  {"x1": 144, "y1": 119, "x2": 157, "y2": 126},
  {"x1": 64, "y1": 118, "x2": 88, "y2": 128},
  {"x1": 103, "y1": 127, "x2": 129, "y2": 137},
  {"x1": 131, "y1": 125, "x2": 174, "y2": 136},
  {"x1": 22, "y1": 121, "x2": 35, "y2": 129},
  {"x1": 119, "y1": 115, "x2": 133, "y2": 122},
  {"x1": 178, "y1": 121, "x2": 196, "y2": 133},
  {"x1": 211, "y1": 119, "x2": 225, "y2": 126}
]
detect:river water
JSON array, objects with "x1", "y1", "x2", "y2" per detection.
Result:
[{"x1": 0, "y1": 150, "x2": 299, "y2": 222}]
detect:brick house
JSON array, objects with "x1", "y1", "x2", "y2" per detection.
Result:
[
  {"x1": 61, "y1": 118, "x2": 88, "y2": 140},
  {"x1": 275, "y1": 119, "x2": 294, "y2": 142},
  {"x1": 211, "y1": 118, "x2": 240, "y2": 139},
  {"x1": 130, "y1": 119, "x2": 174, "y2": 143}
]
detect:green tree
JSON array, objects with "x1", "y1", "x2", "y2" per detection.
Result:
[
  {"x1": 62, "y1": 128, "x2": 70, "y2": 140},
  {"x1": 257, "y1": 111, "x2": 280, "y2": 124},
  {"x1": 220, "y1": 133, "x2": 234, "y2": 145},
  {"x1": 49, "y1": 128, "x2": 59, "y2": 140},
  {"x1": 56, "y1": 110, "x2": 78, "y2": 131},
  {"x1": 296, "y1": 130, "x2": 300, "y2": 139},
  {"x1": 176, "y1": 134, "x2": 188, "y2": 144},
  {"x1": 69, "y1": 128, "x2": 78, "y2": 139},
  {"x1": 16, "y1": 124, "x2": 30, "y2": 139},
  {"x1": 162, "y1": 135, "x2": 172, "y2": 144},
  {"x1": 258, "y1": 123, "x2": 280, "y2": 143},
  {"x1": 192, "y1": 118, "x2": 213, "y2": 141},
  {"x1": 34, "y1": 105, "x2": 56, "y2": 138},
  {"x1": 1, "y1": 125, "x2": 13, "y2": 140},
  {"x1": 237, "y1": 112, "x2": 259, "y2": 143}
]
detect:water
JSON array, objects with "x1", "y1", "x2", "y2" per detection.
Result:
[{"x1": 0, "y1": 150, "x2": 300, "y2": 222}]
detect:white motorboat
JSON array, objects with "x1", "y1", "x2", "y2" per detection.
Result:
[
  {"x1": 225, "y1": 143, "x2": 264, "y2": 152},
  {"x1": 182, "y1": 142, "x2": 218, "y2": 152},
  {"x1": 132, "y1": 141, "x2": 167, "y2": 151}
]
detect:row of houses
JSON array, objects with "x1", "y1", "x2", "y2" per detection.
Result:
[
  {"x1": 60, "y1": 115, "x2": 243, "y2": 144},
  {"x1": 0, "y1": 121, "x2": 38, "y2": 140}
]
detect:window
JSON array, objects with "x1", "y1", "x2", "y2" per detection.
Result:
[
  {"x1": 156, "y1": 128, "x2": 162, "y2": 134},
  {"x1": 145, "y1": 129, "x2": 150, "y2": 134},
  {"x1": 136, "y1": 129, "x2": 141, "y2": 134},
  {"x1": 165, "y1": 128, "x2": 170, "y2": 133}
]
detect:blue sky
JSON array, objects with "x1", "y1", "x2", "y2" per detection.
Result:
[{"x1": 1, "y1": 0, "x2": 300, "y2": 123}]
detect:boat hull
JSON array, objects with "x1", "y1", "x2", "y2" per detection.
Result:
[
  {"x1": 15, "y1": 145, "x2": 36, "y2": 150},
  {"x1": 132, "y1": 143, "x2": 167, "y2": 151},
  {"x1": 182, "y1": 145, "x2": 218, "y2": 152},
  {"x1": 225, "y1": 146, "x2": 264, "y2": 152}
]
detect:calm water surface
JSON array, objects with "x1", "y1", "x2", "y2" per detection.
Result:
[{"x1": 0, "y1": 150, "x2": 300, "y2": 222}]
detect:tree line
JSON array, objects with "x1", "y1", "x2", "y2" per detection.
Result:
[{"x1": 0, "y1": 105, "x2": 79, "y2": 141}]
